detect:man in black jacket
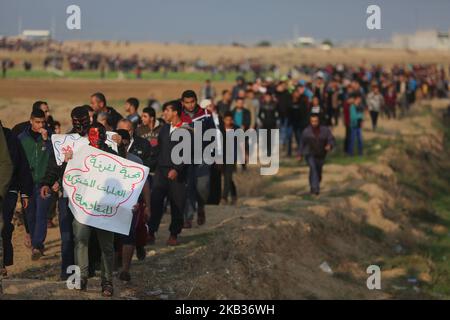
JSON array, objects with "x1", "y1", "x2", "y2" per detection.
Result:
[
  {"x1": 259, "y1": 92, "x2": 279, "y2": 157},
  {"x1": 1, "y1": 125, "x2": 33, "y2": 276},
  {"x1": 90, "y1": 92, "x2": 123, "y2": 130},
  {"x1": 0, "y1": 121, "x2": 12, "y2": 294},
  {"x1": 115, "y1": 119, "x2": 152, "y2": 259},
  {"x1": 116, "y1": 119, "x2": 153, "y2": 169},
  {"x1": 216, "y1": 89, "x2": 232, "y2": 117},
  {"x1": 288, "y1": 86, "x2": 310, "y2": 157},
  {"x1": 275, "y1": 81, "x2": 293, "y2": 149},
  {"x1": 232, "y1": 76, "x2": 247, "y2": 100},
  {"x1": 137, "y1": 106, "x2": 164, "y2": 174},
  {"x1": 148, "y1": 100, "x2": 188, "y2": 247},
  {"x1": 298, "y1": 114, "x2": 335, "y2": 196},
  {"x1": 113, "y1": 129, "x2": 151, "y2": 281}
]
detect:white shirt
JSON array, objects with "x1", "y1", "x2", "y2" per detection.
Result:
[
  {"x1": 127, "y1": 138, "x2": 134, "y2": 152},
  {"x1": 311, "y1": 106, "x2": 321, "y2": 114},
  {"x1": 212, "y1": 112, "x2": 223, "y2": 157}
]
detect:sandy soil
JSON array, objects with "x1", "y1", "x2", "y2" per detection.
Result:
[{"x1": 0, "y1": 78, "x2": 232, "y2": 130}]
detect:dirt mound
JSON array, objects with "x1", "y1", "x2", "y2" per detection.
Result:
[
  {"x1": 179, "y1": 211, "x2": 387, "y2": 300},
  {"x1": 162, "y1": 102, "x2": 450, "y2": 300}
]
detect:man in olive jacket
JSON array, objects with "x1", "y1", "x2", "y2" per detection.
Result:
[{"x1": 18, "y1": 110, "x2": 52, "y2": 260}]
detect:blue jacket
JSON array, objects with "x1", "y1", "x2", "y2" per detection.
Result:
[{"x1": 350, "y1": 104, "x2": 364, "y2": 128}]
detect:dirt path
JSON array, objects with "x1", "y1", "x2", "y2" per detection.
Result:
[{"x1": 2, "y1": 98, "x2": 449, "y2": 299}]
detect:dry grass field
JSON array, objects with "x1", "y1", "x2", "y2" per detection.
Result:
[
  {"x1": 1, "y1": 41, "x2": 450, "y2": 72},
  {"x1": 0, "y1": 78, "x2": 232, "y2": 130},
  {"x1": 54, "y1": 41, "x2": 450, "y2": 66}
]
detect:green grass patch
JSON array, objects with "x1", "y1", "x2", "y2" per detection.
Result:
[
  {"x1": 387, "y1": 117, "x2": 450, "y2": 298},
  {"x1": 360, "y1": 224, "x2": 386, "y2": 242},
  {"x1": 327, "y1": 137, "x2": 393, "y2": 165},
  {"x1": 3, "y1": 69, "x2": 255, "y2": 82},
  {"x1": 180, "y1": 231, "x2": 216, "y2": 246},
  {"x1": 333, "y1": 272, "x2": 360, "y2": 285},
  {"x1": 301, "y1": 194, "x2": 314, "y2": 201},
  {"x1": 417, "y1": 190, "x2": 450, "y2": 297},
  {"x1": 327, "y1": 188, "x2": 360, "y2": 198},
  {"x1": 279, "y1": 158, "x2": 303, "y2": 168},
  {"x1": 267, "y1": 175, "x2": 284, "y2": 185},
  {"x1": 359, "y1": 190, "x2": 371, "y2": 202},
  {"x1": 264, "y1": 193, "x2": 277, "y2": 200}
]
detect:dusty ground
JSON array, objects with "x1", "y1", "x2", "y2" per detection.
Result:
[
  {"x1": 0, "y1": 78, "x2": 232, "y2": 130},
  {"x1": 1, "y1": 85, "x2": 449, "y2": 299}
]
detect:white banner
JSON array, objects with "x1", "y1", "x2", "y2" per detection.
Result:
[
  {"x1": 62, "y1": 145, "x2": 149, "y2": 235},
  {"x1": 51, "y1": 134, "x2": 89, "y2": 166}
]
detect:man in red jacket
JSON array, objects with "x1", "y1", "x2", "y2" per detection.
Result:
[{"x1": 180, "y1": 90, "x2": 215, "y2": 228}]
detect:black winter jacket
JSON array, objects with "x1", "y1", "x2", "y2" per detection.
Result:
[{"x1": 2, "y1": 127, "x2": 33, "y2": 196}]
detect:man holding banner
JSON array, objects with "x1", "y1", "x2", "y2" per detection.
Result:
[
  {"x1": 65, "y1": 122, "x2": 117, "y2": 296},
  {"x1": 41, "y1": 106, "x2": 91, "y2": 281},
  {"x1": 61, "y1": 122, "x2": 148, "y2": 297}
]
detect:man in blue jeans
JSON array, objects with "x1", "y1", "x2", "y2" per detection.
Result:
[
  {"x1": 18, "y1": 109, "x2": 52, "y2": 260},
  {"x1": 349, "y1": 94, "x2": 364, "y2": 156},
  {"x1": 298, "y1": 114, "x2": 335, "y2": 196}
]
